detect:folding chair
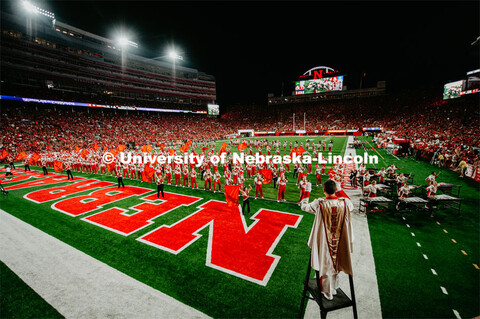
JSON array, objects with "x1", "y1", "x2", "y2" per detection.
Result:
[{"x1": 298, "y1": 252, "x2": 357, "y2": 319}]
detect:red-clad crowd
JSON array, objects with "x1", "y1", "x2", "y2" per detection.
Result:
[{"x1": 1, "y1": 90, "x2": 478, "y2": 169}]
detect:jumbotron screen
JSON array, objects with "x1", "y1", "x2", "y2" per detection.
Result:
[
  {"x1": 443, "y1": 80, "x2": 464, "y2": 100},
  {"x1": 207, "y1": 104, "x2": 220, "y2": 116},
  {"x1": 295, "y1": 76, "x2": 343, "y2": 95}
]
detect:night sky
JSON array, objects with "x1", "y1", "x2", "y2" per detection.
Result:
[{"x1": 2, "y1": 1, "x2": 479, "y2": 106}]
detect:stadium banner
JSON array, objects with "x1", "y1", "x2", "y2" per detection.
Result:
[
  {"x1": 0, "y1": 95, "x2": 89, "y2": 107},
  {"x1": 327, "y1": 129, "x2": 347, "y2": 135},
  {"x1": 0, "y1": 95, "x2": 207, "y2": 115},
  {"x1": 465, "y1": 164, "x2": 480, "y2": 182},
  {"x1": 362, "y1": 127, "x2": 384, "y2": 131}
]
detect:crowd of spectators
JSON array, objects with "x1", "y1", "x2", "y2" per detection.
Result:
[{"x1": 1, "y1": 90, "x2": 478, "y2": 172}]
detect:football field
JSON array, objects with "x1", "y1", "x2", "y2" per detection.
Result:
[{"x1": 1, "y1": 135, "x2": 478, "y2": 319}]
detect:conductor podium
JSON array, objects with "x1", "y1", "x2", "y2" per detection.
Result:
[{"x1": 299, "y1": 252, "x2": 358, "y2": 319}]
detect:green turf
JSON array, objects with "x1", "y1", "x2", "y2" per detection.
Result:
[
  {"x1": 1, "y1": 135, "x2": 478, "y2": 318},
  {"x1": 0, "y1": 261, "x2": 64, "y2": 319},
  {"x1": 0, "y1": 167, "x2": 316, "y2": 318},
  {"x1": 0, "y1": 136, "x2": 342, "y2": 318},
  {"x1": 358, "y1": 136, "x2": 480, "y2": 318}
]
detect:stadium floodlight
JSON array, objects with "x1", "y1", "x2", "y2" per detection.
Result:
[
  {"x1": 117, "y1": 37, "x2": 138, "y2": 49},
  {"x1": 118, "y1": 37, "x2": 129, "y2": 46},
  {"x1": 22, "y1": 1, "x2": 36, "y2": 13},
  {"x1": 22, "y1": 1, "x2": 55, "y2": 19},
  {"x1": 168, "y1": 49, "x2": 183, "y2": 61}
]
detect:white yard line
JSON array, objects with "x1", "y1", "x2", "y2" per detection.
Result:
[
  {"x1": 304, "y1": 136, "x2": 382, "y2": 319},
  {"x1": 0, "y1": 209, "x2": 210, "y2": 319}
]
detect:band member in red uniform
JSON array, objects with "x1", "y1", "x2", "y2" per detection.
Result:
[
  {"x1": 129, "y1": 163, "x2": 136, "y2": 179},
  {"x1": 425, "y1": 172, "x2": 438, "y2": 185},
  {"x1": 298, "y1": 176, "x2": 306, "y2": 203},
  {"x1": 190, "y1": 168, "x2": 198, "y2": 188},
  {"x1": 165, "y1": 164, "x2": 172, "y2": 184},
  {"x1": 425, "y1": 181, "x2": 438, "y2": 215},
  {"x1": 299, "y1": 176, "x2": 312, "y2": 203},
  {"x1": 254, "y1": 173, "x2": 264, "y2": 199},
  {"x1": 182, "y1": 165, "x2": 189, "y2": 187},
  {"x1": 396, "y1": 182, "x2": 410, "y2": 210},
  {"x1": 297, "y1": 165, "x2": 304, "y2": 185},
  {"x1": 237, "y1": 173, "x2": 245, "y2": 189},
  {"x1": 174, "y1": 164, "x2": 181, "y2": 186},
  {"x1": 213, "y1": 171, "x2": 222, "y2": 192},
  {"x1": 364, "y1": 180, "x2": 377, "y2": 198},
  {"x1": 277, "y1": 174, "x2": 287, "y2": 202},
  {"x1": 315, "y1": 164, "x2": 322, "y2": 186},
  {"x1": 204, "y1": 169, "x2": 212, "y2": 190},
  {"x1": 376, "y1": 167, "x2": 386, "y2": 183},
  {"x1": 100, "y1": 160, "x2": 107, "y2": 175}
]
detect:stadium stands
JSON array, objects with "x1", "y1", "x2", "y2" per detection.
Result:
[{"x1": 1, "y1": 91, "x2": 478, "y2": 172}]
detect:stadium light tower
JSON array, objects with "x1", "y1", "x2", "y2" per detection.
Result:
[
  {"x1": 168, "y1": 49, "x2": 184, "y2": 61},
  {"x1": 22, "y1": 1, "x2": 55, "y2": 19},
  {"x1": 117, "y1": 37, "x2": 138, "y2": 49},
  {"x1": 115, "y1": 33, "x2": 138, "y2": 71},
  {"x1": 152, "y1": 47, "x2": 184, "y2": 83}
]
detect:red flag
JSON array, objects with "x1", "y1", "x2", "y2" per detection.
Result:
[
  {"x1": 202, "y1": 147, "x2": 209, "y2": 152},
  {"x1": 103, "y1": 145, "x2": 108, "y2": 152},
  {"x1": 15, "y1": 151, "x2": 27, "y2": 161},
  {"x1": 107, "y1": 162, "x2": 116, "y2": 173},
  {"x1": 53, "y1": 160, "x2": 64, "y2": 173},
  {"x1": 289, "y1": 147, "x2": 297, "y2": 158},
  {"x1": 159, "y1": 143, "x2": 166, "y2": 151},
  {"x1": 297, "y1": 146, "x2": 306, "y2": 155},
  {"x1": 218, "y1": 142, "x2": 228, "y2": 156},
  {"x1": 30, "y1": 153, "x2": 41, "y2": 165},
  {"x1": 74, "y1": 146, "x2": 81, "y2": 153},
  {"x1": 0, "y1": 149, "x2": 9, "y2": 160},
  {"x1": 93, "y1": 143, "x2": 99, "y2": 151},
  {"x1": 180, "y1": 141, "x2": 190, "y2": 153},
  {"x1": 142, "y1": 163, "x2": 155, "y2": 183},
  {"x1": 117, "y1": 145, "x2": 126, "y2": 152},
  {"x1": 259, "y1": 169, "x2": 272, "y2": 184},
  {"x1": 224, "y1": 185, "x2": 240, "y2": 207},
  {"x1": 140, "y1": 145, "x2": 147, "y2": 153},
  {"x1": 191, "y1": 152, "x2": 199, "y2": 165},
  {"x1": 168, "y1": 149, "x2": 176, "y2": 155},
  {"x1": 81, "y1": 149, "x2": 90, "y2": 159},
  {"x1": 238, "y1": 142, "x2": 247, "y2": 152},
  {"x1": 146, "y1": 144, "x2": 153, "y2": 153},
  {"x1": 110, "y1": 149, "x2": 118, "y2": 156}
]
